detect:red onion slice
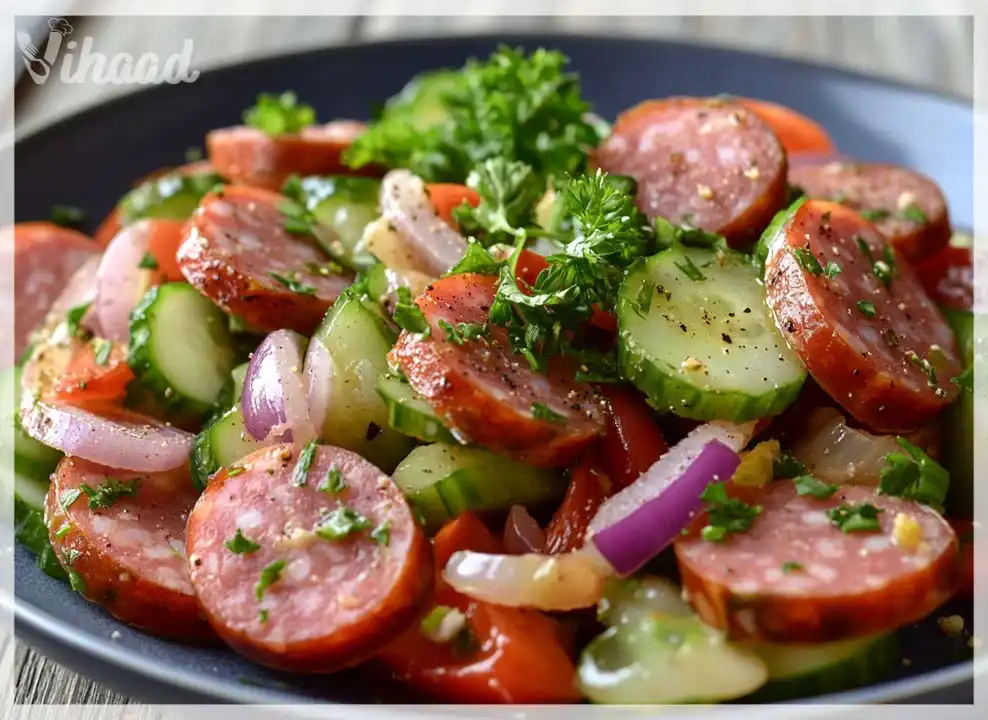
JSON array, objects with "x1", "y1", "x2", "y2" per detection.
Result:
[
  {"x1": 242, "y1": 329, "x2": 315, "y2": 444},
  {"x1": 303, "y1": 337, "x2": 332, "y2": 435},
  {"x1": 591, "y1": 440, "x2": 741, "y2": 576},
  {"x1": 92, "y1": 220, "x2": 161, "y2": 342},
  {"x1": 19, "y1": 402, "x2": 192, "y2": 472},
  {"x1": 379, "y1": 169, "x2": 468, "y2": 276},
  {"x1": 504, "y1": 505, "x2": 546, "y2": 555}
]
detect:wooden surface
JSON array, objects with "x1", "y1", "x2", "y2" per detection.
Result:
[{"x1": 13, "y1": 12, "x2": 973, "y2": 709}]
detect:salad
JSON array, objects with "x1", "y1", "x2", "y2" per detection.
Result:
[{"x1": 10, "y1": 46, "x2": 975, "y2": 704}]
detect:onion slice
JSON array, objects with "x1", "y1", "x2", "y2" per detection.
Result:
[
  {"x1": 92, "y1": 220, "x2": 162, "y2": 342},
  {"x1": 792, "y1": 407, "x2": 901, "y2": 486},
  {"x1": 504, "y1": 505, "x2": 546, "y2": 555},
  {"x1": 379, "y1": 170, "x2": 468, "y2": 276},
  {"x1": 19, "y1": 402, "x2": 193, "y2": 472},
  {"x1": 591, "y1": 440, "x2": 741, "y2": 576},
  {"x1": 242, "y1": 329, "x2": 315, "y2": 444}
]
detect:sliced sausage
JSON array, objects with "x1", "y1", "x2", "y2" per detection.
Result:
[
  {"x1": 388, "y1": 273, "x2": 606, "y2": 467},
  {"x1": 6, "y1": 223, "x2": 101, "y2": 359},
  {"x1": 675, "y1": 481, "x2": 959, "y2": 643},
  {"x1": 206, "y1": 121, "x2": 371, "y2": 191},
  {"x1": 177, "y1": 186, "x2": 352, "y2": 334},
  {"x1": 45, "y1": 457, "x2": 211, "y2": 641},
  {"x1": 186, "y1": 443, "x2": 432, "y2": 673},
  {"x1": 915, "y1": 244, "x2": 972, "y2": 312},
  {"x1": 764, "y1": 199, "x2": 961, "y2": 432},
  {"x1": 789, "y1": 161, "x2": 951, "y2": 262},
  {"x1": 592, "y1": 97, "x2": 788, "y2": 246}
]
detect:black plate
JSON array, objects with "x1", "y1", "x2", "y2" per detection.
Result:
[{"x1": 13, "y1": 33, "x2": 976, "y2": 706}]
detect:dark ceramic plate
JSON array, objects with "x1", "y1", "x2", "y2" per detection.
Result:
[{"x1": 12, "y1": 33, "x2": 977, "y2": 707}]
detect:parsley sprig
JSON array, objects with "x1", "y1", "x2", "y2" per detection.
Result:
[
  {"x1": 243, "y1": 91, "x2": 316, "y2": 135},
  {"x1": 700, "y1": 483, "x2": 762, "y2": 542},
  {"x1": 879, "y1": 437, "x2": 950, "y2": 508},
  {"x1": 827, "y1": 502, "x2": 883, "y2": 533}
]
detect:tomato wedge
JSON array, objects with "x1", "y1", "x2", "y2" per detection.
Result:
[
  {"x1": 426, "y1": 183, "x2": 482, "y2": 231},
  {"x1": 45, "y1": 340, "x2": 134, "y2": 407},
  {"x1": 379, "y1": 512, "x2": 580, "y2": 704},
  {"x1": 737, "y1": 98, "x2": 836, "y2": 156},
  {"x1": 543, "y1": 451, "x2": 612, "y2": 554},
  {"x1": 144, "y1": 218, "x2": 189, "y2": 282},
  {"x1": 599, "y1": 385, "x2": 669, "y2": 491},
  {"x1": 914, "y1": 244, "x2": 972, "y2": 312}
]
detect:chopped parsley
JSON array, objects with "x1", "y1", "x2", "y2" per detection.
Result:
[
  {"x1": 700, "y1": 483, "x2": 762, "y2": 542},
  {"x1": 394, "y1": 287, "x2": 431, "y2": 337},
  {"x1": 901, "y1": 205, "x2": 928, "y2": 224},
  {"x1": 907, "y1": 351, "x2": 939, "y2": 388},
  {"x1": 255, "y1": 560, "x2": 286, "y2": 600},
  {"x1": 446, "y1": 240, "x2": 504, "y2": 277},
  {"x1": 79, "y1": 478, "x2": 141, "y2": 509},
  {"x1": 855, "y1": 235, "x2": 873, "y2": 259},
  {"x1": 856, "y1": 300, "x2": 877, "y2": 318},
  {"x1": 860, "y1": 208, "x2": 891, "y2": 222},
  {"x1": 823, "y1": 260, "x2": 842, "y2": 278},
  {"x1": 952, "y1": 366, "x2": 973, "y2": 393},
  {"x1": 438, "y1": 320, "x2": 487, "y2": 345},
  {"x1": 370, "y1": 520, "x2": 391, "y2": 547},
  {"x1": 773, "y1": 453, "x2": 807, "y2": 479},
  {"x1": 674, "y1": 255, "x2": 706, "y2": 282},
  {"x1": 781, "y1": 561, "x2": 804, "y2": 573},
  {"x1": 452, "y1": 158, "x2": 543, "y2": 246},
  {"x1": 292, "y1": 440, "x2": 318, "y2": 487},
  {"x1": 51, "y1": 204, "x2": 86, "y2": 228},
  {"x1": 879, "y1": 437, "x2": 950, "y2": 508},
  {"x1": 68, "y1": 570, "x2": 87, "y2": 594},
  {"x1": 65, "y1": 301, "x2": 92, "y2": 338},
  {"x1": 827, "y1": 502, "x2": 883, "y2": 533},
  {"x1": 315, "y1": 506, "x2": 372, "y2": 541},
  {"x1": 243, "y1": 91, "x2": 316, "y2": 135},
  {"x1": 92, "y1": 338, "x2": 113, "y2": 366},
  {"x1": 227, "y1": 465, "x2": 246, "y2": 478},
  {"x1": 531, "y1": 402, "x2": 566, "y2": 424},
  {"x1": 793, "y1": 247, "x2": 824, "y2": 275},
  {"x1": 137, "y1": 252, "x2": 159, "y2": 270},
  {"x1": 320, "y1": 465, "x2": 347, "y2": 494},
  {"x1": 792, "y1": 474, "x2": 839, "y2": 499},
  {"x1": 225, "y1": 529, "x2": 261, "y2": 555},
  {"x1": 268, "y1": 271, "x2": 316, "y2": 295},
  {"x1": 632, "y1": 280, "x2": 655, "y2": 318},
  {"x1": 259, "y1": 609, "x2": 269, "y2": 624}
]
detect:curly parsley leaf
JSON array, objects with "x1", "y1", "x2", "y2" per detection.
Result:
[
  {"x1": 827, "y1": 502, "x2": 883, "y2": 533},
  {"x1": 445, "y1": 240, "x2": 505, "y2": 277},
  {"x1": 452, "y1": 158, "x2": 543, "y2": 246},
  {"x1": 315, "y1": 506, "x2": 372, "y2": 541},
  {"x1": 773, "y1": 453, "x2": 808, "y2": 479},
  {"x1": 79, "y1": 478, "x2": 141, "y2": 509},
  {"x1": 394, "y1": 287, "x2": 431, "y2": 336},
  {"x1": 438, "y1": 320, "x2": 487, "y2": 345},
  {"x1": 700, "y1": 483, "x2": 763, "y2": 542},
  {"x1": 225, "y1": 529, "x2": 261, "y2": 555},
  {"x1": 879, "y1": 437, "x2": 950, "y2": 508},
  {"x1": 792, "y1": 474, "x2": 839, "y2": 499},
  {"x1": 243, "y1": 91, "x2": 316, "y2": 135},
  {"x1": 255, "y1": 560, "x2": 286, "y2": 600}
]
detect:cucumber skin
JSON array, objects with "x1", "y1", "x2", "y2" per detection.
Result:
[
  {"x1": 617, "y1": 257, "x2": 804, "y2": 422},
  {"x1": 375, "y1": 374, "x2": 459, "y2": 444},
  {"x1": 941, "y1": 307, "x2": 975, "y2": 516},
  {"x1": 745, "y1": 634, "x2": 899, "y2": 702},
  {"x1": 128, "y1": 283, "x2": 233, "y2": 421},
  {"x1": 190, "y1": 405, "x2": 262, "y2": 491},
  {"x1": 752, "y1": 196, "x2": 807, "y2": 275}
]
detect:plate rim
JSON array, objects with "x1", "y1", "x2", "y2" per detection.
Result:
[{"x1": 12, "y1": 31, "x2": 976, "y2": 707}]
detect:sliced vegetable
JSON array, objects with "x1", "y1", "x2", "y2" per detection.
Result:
[
  {"x1": 792, "y1": 407, "x2": 903, "y2": 487},
  {"x1": 375, "y1": 373, "x2": 457, "y2": 444},
  {"x1": 128, "y1": 282, "x2": 236, "y2": 418},
  {"x1": 941, "y1": 306, "x2": 974, "y2": 515},
  {"x1": 599, "y1": 385, "x2": 668, "y2": 491},
  {"x1": 118, "y1": 168, "x2": 223, "y2": 224},
  {"x1": 241, "y1": 329, "x2": 315, "y2": 444},
  {"x1": 503, "y1": 505, "x2": 545, "y2": 555},
  {"x1": 618, "y1": 245, "x2": 805, "y2": 421},
  {"x1": 191, "y1": 404, "x2": 266, "y2": 491},
  {"x1": 45, "y1": 340, "x2": 134, "y2": 408},
  {"x1": 304, "y1": 290, "x2": 413, "y2": 472},
  {"x1": 391, "y1": 443, "x2": 565, "y2": 532},
  {"x1": 591, "y1": 440, "x2": 741, "y2": 575},
  {"x1": 543, "y1": 452, "x2": 611, "y2": 554},
  {"x1": 425, "y1": 183, "x2": 481, "y2": 230}
]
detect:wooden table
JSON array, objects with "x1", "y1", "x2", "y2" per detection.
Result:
[{"x1": 13, "y1": 12, "x2": 973, "y2": 709}]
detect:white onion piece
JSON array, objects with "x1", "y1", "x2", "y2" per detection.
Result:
[
  {"x1": 792, "y1": 407, "x2": 900, "y2": 486},
  {"x1": 588, "y1": 421, "x2": 756, "y2": 537},
  {"x1": 443, "y1": 548, "x2": 610, "y2": 611},
  {"x1": 93, "y1": 220, "x2": 160, "y2": 342},
  {"x1": 303, "y1": 337, "x2": 333, "y2": 435},
  {"x1": 504, "y1": 505, "x2": 546, "y2": 555},
  {"x1": 242, "y1": 329, "x2": 315, "y2": 444},
  {"x1": 19, "y1": 402, "x2": 193, "y2": 472},
  {"x1": 379, "y1": 170, "x2": 468, "y2": 276}
]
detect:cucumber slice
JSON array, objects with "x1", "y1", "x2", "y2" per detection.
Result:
[
  {"x1": 744, "y1": 634, "x2": 899, "y2": 701},
  {"x1": 284, "y1": 175, "x2": 381, "y2": 270},
  {"x1": 191, "y1": 404, "x2": 265, "y2": 491},
  {"x1": 391, "y1": 443, "x2": 565, "y2": 532},
  {"x1": 942, "y1": 307, "x2": 975, "y2": 515},
  {"x1": 752, "y1": 196, "x2": 806, "y2": 274},
  {"x1": 578, "y1": 611, "x2": 768, "y2": 704},
  {"x1": 119, "y1": 169, "x2": 223, "y2": 224},
  {"x1": 618, "y1": 246, "x2": 806, "y2": 421},
  {"x1": 309, "y1": 290, "x2": 413, "y2": 472},
  {"x1": 597, "y1": 576, "x2": 692, "y2": 626},
  {"x1": 388, "y1": 69, "x2": 459, "y2": 131},
  {"x1": 129, "y1": 283, "x2": 236, "y2": 419},
  {"x1": 376, "y1": 373, "x2": 458, "y2": 444}
]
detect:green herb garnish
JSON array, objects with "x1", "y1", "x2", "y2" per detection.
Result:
[
  {"x1": 827, "y1": 503, "x2": 884, "y2": 533},
  {"x1": 438, "y1": 320, "x2": 488, "y2": 345},
  {"x1": 773, "y1": 453, "x2": 807, "y2": 479},
  {"x1": 394, "y1": 287, "x2": 431, "y2": 337},
  {"x1": 255, "y1": 560, "x2": 286, "y2": 600},
  {"x1": 268, "y1": 271, "x2": 316, "y2": 295},
  {"x1": 901, "y1": 205, "x2": 928, "y2": 224},
  {"x1": 292, "y1": 440, "x2": 318, "y2": 487},
  {"x1": 92, "y1": 338, "x2": 112, "y2": 366},
  {"x1": 700, "y1": 483, "x2": 762, "y2": 542},
  {"x1": 370, "y1": 520, "x2": 391, "y2": 547},
  {"x1": 781, "y1": 561, "x2": 804, "y2": 573},
  {"x1": 856, "y1": 300, "x2": 877, "y2": 318},
  {"x1": 65, "y1": 301, "x2": 92, "y2": 338},
  {"x1": 531, "y1": 402, "x2": 566, "y2": 424},
  {"x1": 243, "y1": 91, "x2": 316, "y2": 135},
  {"x1": 225, "y1": 529, "x2": 261, "y2": 555},
  {"x1": 321, "y1": 465, "x2": 347, "y2": 494},
  {"x1": 452, "y1": 158, "x2": 543, "y2": 246},
  {"x1": 860, "y1": 208, "x2": 891, "y2": 222},
  {"x1": 879, "y1": 437, "x2": 950, "y2": 508},
  {"x1": 315, "y1": 506, "x2": 372, "y2": 541},
  {"x1": 79, "y1": 478, "x2": 141, "y2": 509},
  {"x1": 792, "y1": 474, "x2": 839, "y2": 499},
  {"x1": 138, "y1": 252, "x2": 159, "y2": 270}
]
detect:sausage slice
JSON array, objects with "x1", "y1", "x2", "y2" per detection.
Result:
[
  {"x1": 177, "y1": 186, "x2": 352, "y2": 334},
  {"x1": 764, "y1": 199, "x2": 961, "y2": 432},
  {"x1": 45, "y1": 457, "x2": 211, "y2": 641},
  {"x1": 186, "y1": 443, "x2": 432, "y2": 673},
  {"x1": 388, "y1": 273, "x2": 605, "y2": 467},
  {"x1": 675, "y1": 481, "x2": 959, "y2": 643},
  {"x1": 789, "y1": 161, "x2": 951, "y2": 262},
  {"x1": 592, "y1": 97, "x2": 788, "y2": 246}
]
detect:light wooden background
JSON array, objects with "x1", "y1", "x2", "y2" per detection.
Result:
[{"x1": 12, "y1": 12, "x2": 974, "y2": 710}]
